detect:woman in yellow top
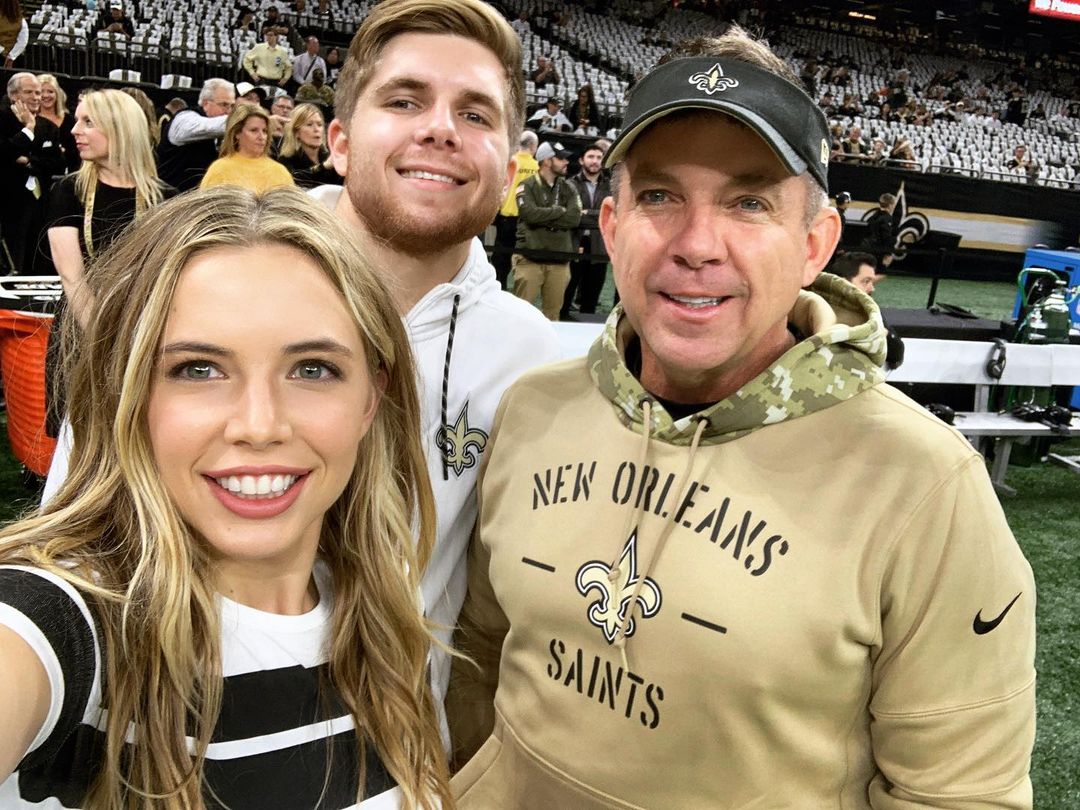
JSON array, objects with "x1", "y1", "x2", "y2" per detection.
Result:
[{"x1": 200, "y1": 104, "x2": 294, "y2": 192}]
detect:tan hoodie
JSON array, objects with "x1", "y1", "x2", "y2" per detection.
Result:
[{"x1": 447, "y1": 275, "x2": 1035, "y2": 809}]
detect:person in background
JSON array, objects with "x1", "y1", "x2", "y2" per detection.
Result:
[
  {"x1": 156, "y1": 96, "x2": 186, "y2": 136},
  {"x1": 234, "y1": 4, "x2": 256, "y2": 32},
  {"x1": 37, "y1": 74, "x2": 78, "y2": 173},
  {"x1": 276, "y1": 102, "x2": 338, "y2": 187},
  {"x1": 833, "y1": 190, "x2": 851, "y2": 249},
  {"x1": 267, "y1": 92, "x2": 294, "y2": 145},
  {"x1": 235, "y1": 81, "x2": 267, "y2": 107},
  {"x1": 0, "y1": 0, "x2": 28, "y2": 69},
  {"x1": 48, "y1": 89, "x2": 173, "y2": 330},
  {"x1": 1, "y1": 186, "x2": 453, "y2": 809},
  {"x1": 96, "y1": 0, "x2": 134, "y2": 38},
  {"x1": 325, "y1": 46, "x2": 342, "y2": 84},
  {"x1": 861, "y1": 191, "x2": 897, "y2": 270},
  {"x1": 243, "y1": 28, "x2": 291, "y2": 89},
  {"x1": 829, "y1": 249, "x2": 877, "y2": 294},
  {"x1": 568, "y1": 83, "x2": 603, "y2": 136},
  {"x1": 529, "y1": 54, "x2": 559, "y2": 86},
  {"x1": 888, "y1": 136, "x2": 917, "y2": 166},
  {"x1": 157, "y1": 77, "x2": 235, "y2": 191},
  {"x1": 270, "y1": 94, "x2": 295, "y2": 119},
  {"x1": 448, "y1": 29, "x2": 1033, "y2": 806},
  {"x1": 562, "y1": 141, "x2": 610, "y2": 318},
  {"x1": 200, "y1": 104, "x2": 294, "y2": 192},
  {"x1": 512, "y1": 140, "x2": 581, "y2": 320},
  {"x1": 492, "y1": 129, "x2": 538, "y2": 289},
  {"x1": 527, "y1": 96, "x2": 571, "y2": 133},
  {"x1": 1, "y1": 73, "x2": 64, "y2": 274},
  {"x1": 293, "y1": 34, "x2": 327, "y2": 88},
  {"x1": 46, "y1": 89, "x2": 175, "y2": 438},
  {"x1": 296, "y1": 67, "x2": 334, "y2": 108}
]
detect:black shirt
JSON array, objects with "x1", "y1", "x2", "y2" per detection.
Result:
[{"x1": 47, "y1": 174, "x2": 176, "y2": 258}]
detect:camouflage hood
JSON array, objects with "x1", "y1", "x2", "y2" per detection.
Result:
[{"x1": 587, "y1": 273, "x2": 888, "y2": 447}]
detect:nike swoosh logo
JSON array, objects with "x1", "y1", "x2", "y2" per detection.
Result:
[{"x1": 973, "y1": 592, "x2": 1022, "y2": 635}]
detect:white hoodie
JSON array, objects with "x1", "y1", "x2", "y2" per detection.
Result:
[
  {"x1": 309, "y1": 189, "x2": 560, "y2": 734},
  {"x1": 401, "y1": 231, "x2": 560, "y2": 736}
]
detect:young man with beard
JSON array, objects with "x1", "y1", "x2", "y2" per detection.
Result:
[
  {"x1": 448, "y1": 28, "x2": 1033, "y2": 806},
  {"x1": 321, "y1": 0, "x2": 560, "y2": 742},
  {"x1": 562, "y1": 142, "x2": 611, "y2": 318}
]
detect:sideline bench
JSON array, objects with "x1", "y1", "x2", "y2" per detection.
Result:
[
  {"x1": 551, "y1": 324, "x2": 1080, "y2": 496},
  {"x1": 887, "y1": 338, "x2": 1080, "y2": 495}
]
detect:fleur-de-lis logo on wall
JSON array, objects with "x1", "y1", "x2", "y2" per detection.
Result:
[
  {"x1": 688, "y1": 63, "x2": 739, "y2": 95},
  {"x1": 576, "y1": 531, "x2": 662, "y2": 644},
  {"x1": 436, "y1": 402, "x2": 488, "y2": 477}
]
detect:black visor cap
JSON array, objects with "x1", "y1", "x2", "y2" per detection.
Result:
[{"x1": 605, "y1": 57, "x2": 831, "y2": 193}]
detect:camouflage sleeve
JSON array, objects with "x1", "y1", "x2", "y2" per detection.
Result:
[{"x1": 869, "y1": 455, "x2": 1035, "y2": 808}]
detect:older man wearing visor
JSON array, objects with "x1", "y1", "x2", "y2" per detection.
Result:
[{"x1": 448, "y1": 27, "x2": 1035, "y2": 810}]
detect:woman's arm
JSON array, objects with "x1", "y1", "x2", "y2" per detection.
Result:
[
  {"x1": 0, "y1": 624, "x2": 51, "y2": 781},
  {"x1": 48, "y1": 226, "x2": 94, "y2": 330}
]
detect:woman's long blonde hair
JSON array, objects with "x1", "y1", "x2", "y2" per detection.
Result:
[
  {"x1": 278, "y1": 102, "x2": 327, "y2": 162},
  {"x1": 73, "y1": 89, "x2": 163, "y2": 207},
  {"x1": 0, "y1": 187, "x2": 450, "y2": 810},
  {"x1": 219, "y1": 103, "x2": 271, "y2": 158},
  {"x1": 38, "y1": 73, "x2": 68, "y2": 118}
]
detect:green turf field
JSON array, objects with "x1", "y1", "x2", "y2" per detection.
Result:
[{"x1": 0, "y1": 271, "x2": 1077, "y2": 803}]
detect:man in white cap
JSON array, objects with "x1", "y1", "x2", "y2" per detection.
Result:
[
  {"x1": 448, "y1": 27, "x2": 1034, "y2": 807},
  {"x1": 511, "y1": 140, "x2": 580, "y2": 320},
  {"x1": 97, "y1": 1, "x2": 134, "y2": 37}
]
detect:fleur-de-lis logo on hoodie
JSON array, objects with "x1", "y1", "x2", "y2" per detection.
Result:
[
  {"x1": 436, "y1": 402, "x2": 488, "y2": 477},
  {"x1": 576, "y1": 531, "x2": 662, "y2": 644},
  {"x1": 688, "y1": 63, "x2": 739, "y2": 96}
]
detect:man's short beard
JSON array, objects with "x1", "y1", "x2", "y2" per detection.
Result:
[{"x1": 345, "y1": 180, "x2": 500, "y2": 259}]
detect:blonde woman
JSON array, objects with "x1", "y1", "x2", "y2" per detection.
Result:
[
  {"x1": 47, "y1": 89, "x2": 173, "y2": 330},
  {"x1": 200, "y1": 103, "x2": 294, "y2": 192},
  {"x1": 276, "y1": 102, "x2": 340, "y2": 188},
  {"x1": 0, "y1": 187, "x2": 453, "y2": 809},
  {"x1": 37, "y1": 74, "x2": 78, "y2": 172}
]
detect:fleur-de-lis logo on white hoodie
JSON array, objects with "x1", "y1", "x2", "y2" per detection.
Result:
[{"x1": 576, "y1": 531, "x2": 662, "y2": 644}]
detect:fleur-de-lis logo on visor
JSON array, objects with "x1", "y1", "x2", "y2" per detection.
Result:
[{"x1": 688, "y1": 63, "x2": 739, "y2": 95}]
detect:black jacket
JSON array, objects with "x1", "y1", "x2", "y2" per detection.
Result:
[
  {"x1": 569, "y1": 171, "x2": 611, "y2": 260},
  {"x1": 0, "y1": 110, "x2": 65, "y2": 205}
]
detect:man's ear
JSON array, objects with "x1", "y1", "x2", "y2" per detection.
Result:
[
  {"x1": 802, "y1": 205, "x2": 842, "y2": 287},
  {"x1": 503, "y1": 153, "x2": 517, "y2": 200},
  {"x1": 327, "y1": 117, "x2": 348, "y2": 178},
  {"x1": 598, "y1": 195, "x2": 618, "y2": 263}
]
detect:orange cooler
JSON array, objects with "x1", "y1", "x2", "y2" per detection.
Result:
[{"x1": 0, "y1": 278, "x2": 62, "y2": 476}]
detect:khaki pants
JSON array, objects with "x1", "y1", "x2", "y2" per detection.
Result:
[{"x1": 512, "y1": 254, "x2": 570, "y2": 321}]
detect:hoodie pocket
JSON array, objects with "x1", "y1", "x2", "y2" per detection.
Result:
[{"x1": 450, "y1": 732, "x2": 502, "y2": 805}]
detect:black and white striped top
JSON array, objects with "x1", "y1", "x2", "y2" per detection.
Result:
[{"x1": 0, "y1": 563, "x2": 401, "y2": 809}]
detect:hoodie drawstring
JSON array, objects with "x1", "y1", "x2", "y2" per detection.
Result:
[
  {"x1": 610, "y1": 397, "x2": 653, "y2": 580},
  {"x1": 610, "y1": 413, "x2": 708, "y2": 673},
  {"x1": 439, "y1": 293, "x2": 461, "y2": 481}
]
